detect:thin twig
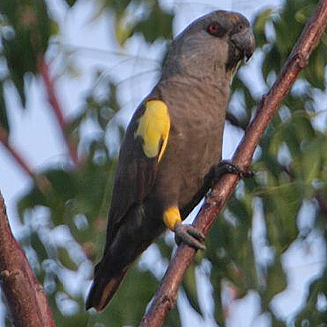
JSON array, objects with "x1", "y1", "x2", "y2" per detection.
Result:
[
  {"x1": 140, "y1": 0, "x2": 327, "y2": 326},
  {"x1": 39, "y1": 59, "x2": 79, "y2": 168},
  {"x1": 0, "y1": 125, "x2": 51, "y2": 192},
  {"x1": 226, "y1": 111, "x2": 249, "y2": 130},
  {"x1": 0, "y1": 191, "x2": 56, "y2": 327},
  {"x1": 0, "y1": 124, "x2": 34, "y2": 177}
]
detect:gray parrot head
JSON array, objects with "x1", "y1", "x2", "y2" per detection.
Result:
[{"x1": 162, "y1": 10, "x2": 255, "y2": 82}]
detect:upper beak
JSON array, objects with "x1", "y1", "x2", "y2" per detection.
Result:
[{"x1": 230, "y1": 28, "x2": 255, "y2": 61}]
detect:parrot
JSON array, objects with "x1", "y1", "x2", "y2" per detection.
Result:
[{"x1": 86, "y1": 10, "x2": 255, "y2": 312}]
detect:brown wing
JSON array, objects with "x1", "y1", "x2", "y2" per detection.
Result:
[{"x1": 105, "y1": 98, "x2": 170, "y2": 246}]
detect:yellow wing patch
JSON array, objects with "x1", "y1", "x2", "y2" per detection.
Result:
[{"x1": 135, "y1": 100, "x2": 170, "y2": 162}]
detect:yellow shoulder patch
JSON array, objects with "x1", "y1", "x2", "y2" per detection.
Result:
[{"x1": 135, "y1": 100, "x2": 170, "y2": 162}]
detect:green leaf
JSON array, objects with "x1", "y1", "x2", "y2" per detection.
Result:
[
  {"x1": 115, "y1": 12, "x2": 133, "y2": 45},
  {"x1": 1, "y1": 0, "x2": 57, "y2": 107},
  {"x1": 294, "y1": 264, "x2": 327, "y2": 326},
  {"x1": 304, "y1": 47, "x2": 327, "y2": 90},
  {"x1": 270, "y1": 314, "x2": 287, "y2": 327},
  {"x1": 210, "y1": 267, "x2": 225, "y2": 326},
  {"x1": 0, "y1": 82, "x2": 9, "y2": 132},
  {"x1": 109, "y1": 0, "x2": 133, "y2": 14},
  {"x1": 301, "y1": 135, "x2": 324, "y2": 185},
  {"x1": 57, "y1": 246, "x2": 79, "y2": 271},
  {"x1": 17, "y1": 185, "x2": 47, "y2": 218},
  {"x1": 261, "y1": 256, "x2": 287, "y2": 309},
  {"x1": 30, "y1": 232, "x2": 48, "y2": 264},
  {"x1": 133, "y1": 6, "x2": 173, "y2": 43},
  {"x1": 253, "y1": 8, "x2": 273, "y2": 48},
  {"x1": 46, "y1": 170, "x2": 76, "y2": 200},
  {"x1": 64, "y1": 0, "x2": 78, "y2": 7},
  {"x1": 165, "y1": 306, "x2": 182, "y2": 327},
  {"x1": 115, "y1": 2, "x2": 174, "y2": 46},
  {"x1": 182, "y1": 263, "x2": 202, "y2": 316},
  {"x1": 17, "y1": 169, "x2": 76, "y2": 225},
  {"x1": 263, "y1": 183, "x2": 301, "y2": 252}
]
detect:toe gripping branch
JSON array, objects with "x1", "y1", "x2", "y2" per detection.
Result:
[
  {"x1": 174, "y1": 221, "x2": 206, "y2": 250},
  {"x1": 207, "y1": 160, "x2": 254, "y2": 186},
  {"x1": 180, "y1": 160, "x2": 253, "y2": 220},
  {"x1": 177, "y1": 160, "x2": 253, "y2": 250}
]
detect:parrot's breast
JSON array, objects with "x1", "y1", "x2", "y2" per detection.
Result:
[{"x1": 153, "y1": 79, "x2": 230, "y2": 210}]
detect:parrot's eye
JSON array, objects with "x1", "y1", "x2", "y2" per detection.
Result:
[
  {"x1": 207, "y1": 22, "x2": 226, "y2": 37},
  {"x1": 207, "y1": 23, "x2": 219, "y2": 35},
  {"x1": 238, "y1": 23, "x2": 245, "y2": 31}
]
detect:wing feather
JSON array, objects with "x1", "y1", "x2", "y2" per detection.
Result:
[{"x1": 105, "y1": 99, "x2": 170, "y2": 245}]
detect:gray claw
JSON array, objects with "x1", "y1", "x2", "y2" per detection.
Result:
[
  {"x1": 211, "y1": 161, "x2": 253, "y2": 184},
  {"x1": 174, "y1": 222, "x2": 206, "y2": 250},
  {"x1": 218, "y1": 160, "x2": 253, "y2": 178}
]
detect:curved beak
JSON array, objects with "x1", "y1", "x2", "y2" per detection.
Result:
[
  {"x1": 226, "y1": 27, "x2": 255, "y2": 72},
  {"x1": 231, "y1": 28, "x2": 255, "y2": 61}
]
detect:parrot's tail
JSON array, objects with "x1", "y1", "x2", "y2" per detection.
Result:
[
  {"x1": 85, "y1": 261, "x2": 128, "y2": 312},
  {"x1": 85, "y1": 202, "x2": 166, "y2": 312}
]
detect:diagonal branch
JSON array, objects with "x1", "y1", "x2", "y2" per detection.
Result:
[
  {"x1": 140, "y1": 0, "x2": 327, "y2": 326},
  {"x1": 0, "y1": 191, "x2": 56, "y2": 327}
]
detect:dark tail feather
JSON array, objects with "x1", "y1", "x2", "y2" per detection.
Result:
[
  {"x1": 85, "y1": 264, "x2": 128, "y2": 312},
  {"x1": 86, "y1": 203, "x2": 165, "y2": 312}
]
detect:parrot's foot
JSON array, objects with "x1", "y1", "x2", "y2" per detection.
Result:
[
  {"x1": 207, "y1": 160, "x2": 253, "y2": 186},
  {"x1": 174, "y1": 221, "x2": 206, "y2": 250}
]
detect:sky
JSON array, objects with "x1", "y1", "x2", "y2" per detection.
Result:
[{"x1": 1, "y1": 0, "x2": 326, "y2": 326}]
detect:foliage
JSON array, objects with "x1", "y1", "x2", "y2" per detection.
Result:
[{"x1": 1, "y1": 0, "x2": 327, "y2": 326}]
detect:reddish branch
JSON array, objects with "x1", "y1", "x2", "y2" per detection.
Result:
[
  {"x1": 0, "y1": 191, "x2": 56, "y2": 327},
  {"x1": 0, "y1": 125, "x2": 51, "y2": 193},
  {"x1": 0, "y1": 60, "x2": 78, "y2": 184},
  {"x1": 140, "y1": 0, "x2": 327, "y2": 326},
  {"x1": 0, "y1": 125, "x2": 34, "y2": 177},
  {"x1": 39, "y1": 59, "x2": 79, "y2": 168}
]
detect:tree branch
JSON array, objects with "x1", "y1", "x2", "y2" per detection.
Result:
[
  {"x1": 39, "y1": 59, "x2": 79, "y2": 168},
  {"x1": 0, "y1": 124, "x2": 51, "y2": 193},
  {"x1": 0, "y1": 191, "x2": 56, "y2": 327},
  {"x1": 0, "y1": 124, "x2": 34, "y2": 178},
  {"x1": 140, "y1": 0, "x2": 327, "y2": 326}
]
